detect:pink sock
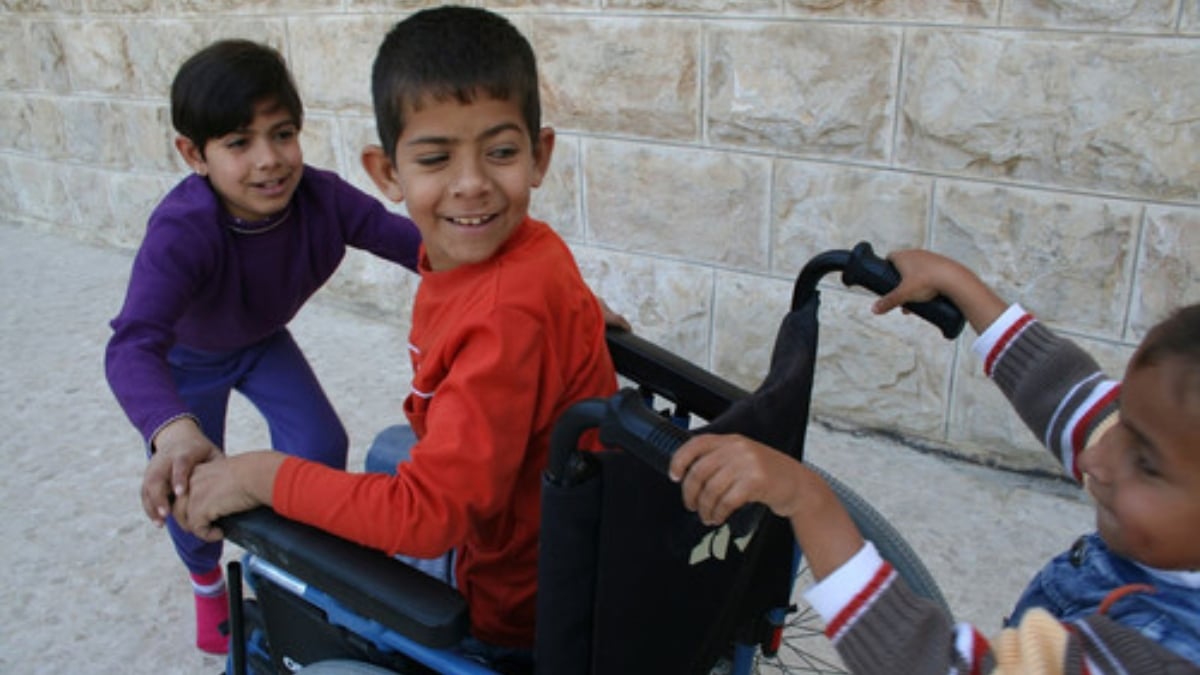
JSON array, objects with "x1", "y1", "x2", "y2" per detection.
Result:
[{"x1": 190, "y1": 567, "x2": 229, "y2": 654}]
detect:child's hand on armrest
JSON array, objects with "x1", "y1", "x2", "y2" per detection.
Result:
[
  {"x1": 143, "y1": 416, "x2": 221, "y2": 525},
  {"x1": 173, "y1": 450, "x2": 286, "y2": 542}
]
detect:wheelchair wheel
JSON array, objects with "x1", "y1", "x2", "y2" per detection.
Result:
[{"x1": 752, "y1": 463, "x2": 949, "y2": 674}]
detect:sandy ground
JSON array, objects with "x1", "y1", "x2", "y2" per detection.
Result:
[{"x1": 0, "y1": 222, "x2": 1093, "y2": 674}]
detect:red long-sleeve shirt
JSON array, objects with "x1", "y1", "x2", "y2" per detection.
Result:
[{"x1": 273, "y1": 218, "x2": 617, "y2": 647}]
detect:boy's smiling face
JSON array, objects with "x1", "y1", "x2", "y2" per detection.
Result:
[
  {"x1": 364, "y1": 93, "x2": 553, "y2": 272},
  {"x1": 1079, "y1": 356, "x2": 1200, "y2": 570},
  {"x1": 176, "y1": 99, "x2": 303, "y2": 223}
]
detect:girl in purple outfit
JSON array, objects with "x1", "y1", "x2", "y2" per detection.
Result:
[{"x1": 105, "y1": 39, "x2": 421, "y2": 654}]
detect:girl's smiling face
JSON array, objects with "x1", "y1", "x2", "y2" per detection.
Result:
[
  {"x1": 176, "y1": 98, "x2": 303, "y2": 222},
  {"x1": 363, "y1": 93, "x2": 553, "y2": 272}
]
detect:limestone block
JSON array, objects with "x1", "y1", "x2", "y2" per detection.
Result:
[
  {"x1": 1185, "y1": 1, "x2": 1199, "y2": 33},
  {"x1": 344, "y1": 0, "x2": 442, "y2": 10},
  {"x1": 62, "y1": 165, "x2": 117, "y2": 244},
  {"x1": 783, "y1": 0, "x2": 998, "y2": 23},
  {"x1": 60, "y1": 20, "x2": 131, "y2": 95},
  {"x1": 122, "y1": 103, "x2": 177, "y2": 173},
  {"x1": 28, "y1": 21, "x2": 70, "y2": 93},
  {"x1": 110, "y1": 173, "x2": 179, "y2": 250},
  {"x1": 300, "y1": 115, "x2": 339, "y2": 174},
  {"x1": 123, "y1": 21, "x2": 220, "y2": 99},
  {"x1": 608, "y1": 0, "x2": 775, "y2": 15},
  {"x1": 583, "y1": 139, "x2": 770, "y2": 270},
  {"x1": 64, "y1": 99, "x2": 128, "y2": 168},
  {"x1": 932, "y1": 181, "x2": 1138, "y2": 337},
  {"x1": 0, "y1": 158, "x2": 15, "y2": 215},
  {"x1": 161, "y1": 0, "x2": 328, "y2": 11},
  {"x1": 58, "y1": 18, "x2": 286, "y2": 99},
  {"x1": 24, "y1": 21, "x2": 70, "y2": 93},
  {"x1": 1, "y1": 20, "x2": 34, "y2": 91},
  {"x1": 56, "y1": 98, "x2": 173, "y2": 173},
  {"x1": 711, "y1": 270, "x2": 792, "y2": 391},
  {"x1": 0, "y1": 97, "x2": 25, "y2": 154},
  {"x1": 949, "y1": 362, "x2": 1057, "y2": 473},
  {"x1": 575, "y1": 247, "x2": 714, "y2": 366},
  {"x1": 1130, "y1": 206, "x2": 1200, "y2": 338},
  {"x1": 11, "y1": 158, "x2": 71, "y2": 225},
  {"x1": 1004, "y1": 0, "x2": 1176, "y2": 31},
  {"x1": 707, "y1": 22, "x2": 899, "y2": 160},
  {"x1": 900, "y1": 30, "x2": 1200, "y2": 202},
  {"x1": 532, "y1": 134, "x2": 582, "y2": 242},
  {"x1": 89, "y1": 0, "x2": 154, "y2": 10},
  {"x1": 528, "y1": 16, "x2": 700, "y2": 141},
  {"x1": 948, "y1": 331, "x2": 1132, "y2": 472},
  {"x1": 772, "y1": 161, "x2": 931, "y2": 277},
  {"x1": 809, "y1": 288, "x2": 956, "y2": 438},
  {"x1": 483, "y1": 0, "x2": 596, "y2": 8},
  {"x1": 288, "y1": 16, "x2": 392, "y2": 113},
  {"x1": 4, "y1": 0, "x2": 80, "y2": 13},
  {"x1": 5, "y1": 96, "x2": 66, "y2": 158}
]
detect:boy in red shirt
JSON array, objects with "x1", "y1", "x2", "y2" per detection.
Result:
[{"x1": 172, "y1": 6, "x2": 617, "y2": 667}]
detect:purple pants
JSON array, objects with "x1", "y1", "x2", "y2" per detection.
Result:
[{"x1": 163, "y1": 329, "x2": 348, "y2": 573}]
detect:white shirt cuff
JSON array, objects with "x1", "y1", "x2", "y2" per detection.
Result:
[
  {"x1": 971, "y1": 303, "x2": 1027, "y2": 362},
  {"x1": 802, "y1": 541, "x2": 884, "y2": 624}
]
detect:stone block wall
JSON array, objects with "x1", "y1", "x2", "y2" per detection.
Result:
[{"x1": 3, "y1": 1, "x2": 1197, "y2": 473}]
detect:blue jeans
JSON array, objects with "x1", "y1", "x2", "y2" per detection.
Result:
[
  {"x1": 162, "y1": 329, "x2": 348, "y2": 574},
  {"x1": 366, "y1": 425, "x2": 456, "y2": 585},
  {"x1": 366, "y1": 426, "x2": 534, "y2": 671},
  {"x1": 1009, "y1": 533, "x2": 1200, "y2": 665}
]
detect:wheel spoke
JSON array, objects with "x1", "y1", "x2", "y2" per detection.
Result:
[{"x1": 751, "y1": 561, "x2": 847, "y2": 675}]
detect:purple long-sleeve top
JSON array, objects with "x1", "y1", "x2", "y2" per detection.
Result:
[{"x1": 105, "y1": 165, "x2": 421, "y2": 443}]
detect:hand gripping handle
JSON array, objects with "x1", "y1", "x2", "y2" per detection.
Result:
[
  {"x1": 841, "y1": 241, "x2": 965, "y2": 340},
  {"x1": 598, "y1": 389, "x2": 765, "y2": 538}
]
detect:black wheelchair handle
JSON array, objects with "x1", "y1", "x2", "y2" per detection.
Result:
[
  {"x1": 597, "y1": 389, "x2": 692, "y2": 477},
  {"x1": 596, "y1": 389, "x2": 766, "y2": 538},
  {"x1": 841, "y1": 241, "x2": 965, "y2": 340}
]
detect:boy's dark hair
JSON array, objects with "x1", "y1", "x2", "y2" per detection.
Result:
[
  {"x1": 1132, "y1": 303, "x2": 1200, "y2": 400},
  {"x1": 170, "y1": 39, "x2": 304, "y2": 153},
  {"x1": 371, "y1": 6, "x2": 541, "y2": 162}
]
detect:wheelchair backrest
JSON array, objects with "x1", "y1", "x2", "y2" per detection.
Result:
[{"x1": 536, "y1": 299, "x2": 820, "y2": 675}]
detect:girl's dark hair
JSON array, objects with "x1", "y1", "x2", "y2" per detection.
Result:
[
  {"x1": 371, "y1": 6, "x2": 540, "y2": 162},
  {"x1": 170, "y1": 39, "x2": 304, "y2": 153}
]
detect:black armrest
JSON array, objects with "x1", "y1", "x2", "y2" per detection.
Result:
[
  {"x1": 604, "y1": 328, "x2": 748, "y2": 420},
  {"x1": 221, "y1": 507, "x2": 469, "y2": 649}
]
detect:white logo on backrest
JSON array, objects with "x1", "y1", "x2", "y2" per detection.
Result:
[{"x1": 689, "y1": 524, "x2": 756, "y2": 565}]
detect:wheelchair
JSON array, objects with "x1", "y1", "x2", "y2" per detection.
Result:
[{"x1": 219, "y1": 242, "x2": 964, "y2": 675}]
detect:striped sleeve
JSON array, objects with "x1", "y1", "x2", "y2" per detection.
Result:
[
  {"x1": 803, "y1": 543, "x2": 895, "y2": 643},
  {"x1": 973, "y1": 304, "x2": 1037, "y2": 379},
  {"x1": 803, "y1": 543, "x2": 979, "y2": 673},
  {"x1": 970, "y1": 304, "x2": 1119, "y2": 482},
  {"x1": 798, "y1": 543, "x2": 1158, "y2": 673}
]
